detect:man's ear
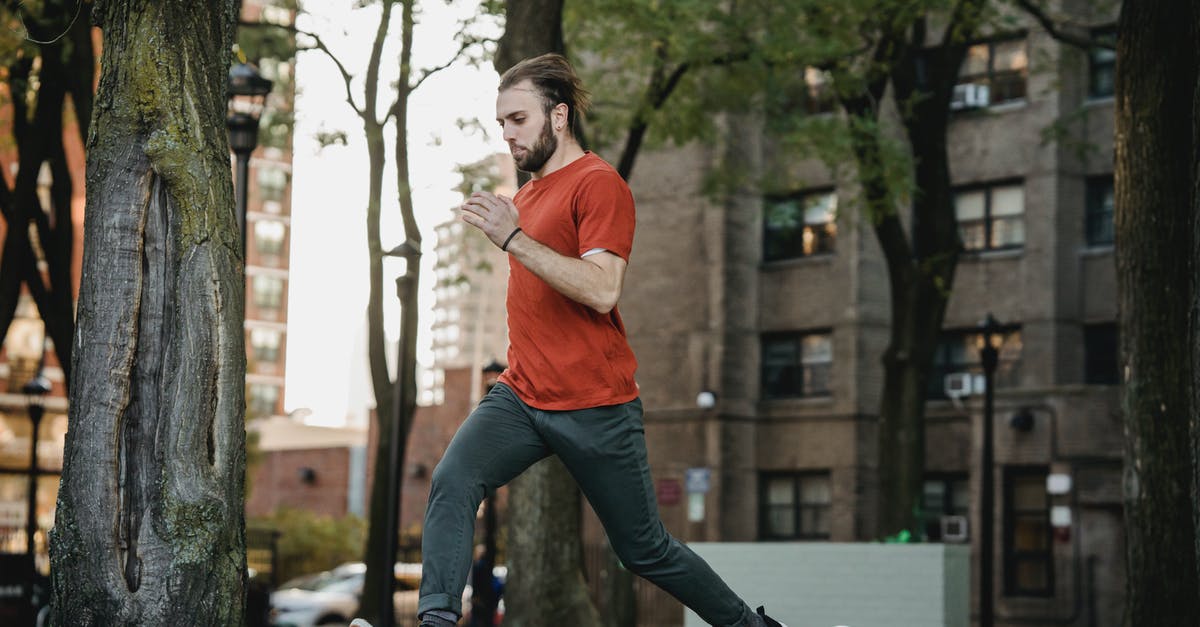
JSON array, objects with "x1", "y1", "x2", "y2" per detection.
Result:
[{"x1": 553, "y1": 102, "x2": 569, "y2": 132}]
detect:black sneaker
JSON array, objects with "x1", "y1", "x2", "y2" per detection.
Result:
[{"x1": 755, "y1": 605, "x2": 788, "y2": 627}]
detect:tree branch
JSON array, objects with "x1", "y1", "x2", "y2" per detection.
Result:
[
  {"x1": 1014, "y1": 0, "x2": 1111, "y2": 50},
  {"x1": 239, "y1": 19, "x2": 365, "y2": 117}
]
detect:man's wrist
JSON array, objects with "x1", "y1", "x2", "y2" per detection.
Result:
[{"x1": 501, "y1": 227, "x2": 523, "y2": 252}]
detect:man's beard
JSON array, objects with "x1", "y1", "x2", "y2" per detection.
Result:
[{"x1": 514, "y1": 116, "x2": 558, "y2": 173}]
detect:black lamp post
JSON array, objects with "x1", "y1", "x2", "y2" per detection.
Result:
[
  {"x1": 978, "y1": 313, "x2": 1001, "y2": 627},
  {"x1": 22, "y1": 360, "x2": 51, "y2": 615},
  {"x1": 380, "y1": 241, "x2": 422, "y2": 627},
  {"x1": 226, "y1": 62, "x2": 273, "y2": 257}
]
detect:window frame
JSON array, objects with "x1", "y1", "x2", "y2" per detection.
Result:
[
  {"x1": 954, "y1": 179, "x2": 1026, "y2": 253},
  {"x1": 955, "y1": 34, "x2": 1030, "y2": 109},
  {"x1": 758, "y1": 471, "x2": 833, "y2": 541},
  {"x1": 760, "y1": 330, "x2": 834, "y2": 400},
  {"x1": 921, "y1": 473, "x2": 970, "y2": 542},
  {"x1": 247, "y1": 383, "x2": 281, "y2": 417},
  {"x1": 1083, "y1": 322, "x2": 1119, "y2": 385},
  {"x1": 762, "y1": 188, "x2": 838, "y2": 262},
  {"x1": 1084, "y1": 175, "x2": 1114, "y2": 247},
  {"x1": 928, "y1": 325, "x2": 1023, "y2": 399},
  {"x1": 1003, "y1": 466, "x2": 1055, "y2": 597},
  {"x1": 252, "y1": 275, "x2": 285, "y2": 310},
  {"x1": 1087, "y1": 25, "x2": 1117, "y2": 100},
  {"x1": 250, "y1": 327, "x2": 282, "y2": 365}
]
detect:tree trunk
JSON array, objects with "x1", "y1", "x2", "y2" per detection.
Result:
[
  {"x1": 1115, "y1": 1, "x2": 1200, "y2": 622},
  {"x1": 1193, "y1": 0, "x2": 1200, "y2": 584},
  {"x1": 494, "y1": 4, "x2": 605, "y2": 625},
  {"x1": 361, "y1": 0, "x2": 426, "y2": 620},
  {"x1": 49, "y1": 1, "x2": 246, "y2": 625},
  {"x1": 503, "y1": 458, "x2": 603, "y2": 627}
]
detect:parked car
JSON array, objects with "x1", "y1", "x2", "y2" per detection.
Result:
[{"x1": 270, "y1": 563, "x2": 418, "y2": 627}]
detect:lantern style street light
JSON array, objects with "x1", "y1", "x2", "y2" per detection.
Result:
[
  {"x1": 226, "y1": 62, "x2": 273, "y2": 256},
  {"x1": 977, "y1": 313, "x2": 1001, "y2": 627},
  {"x1": 21, "y1": 352, "x2": 51, "y2": 617}
]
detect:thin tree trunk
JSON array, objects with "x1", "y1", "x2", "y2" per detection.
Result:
[
  {"x1": 1115, "y1": 1, "x2": 1200, "y2": 622},
  {"x1": 49, "y1": 1, "x2": 246, "y2": 624},
  {"x1": 503, "y1": 458, "x2": 603, "y2": 627},
  {"x1": 361, "y1": 0, "x2": 426, "y2": 619}
]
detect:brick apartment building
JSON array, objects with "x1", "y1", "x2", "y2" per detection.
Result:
[
  {"x1": 603, "y1": 6, "x2": 1125, "y2": 627},
  {"x1": 357, "y1": 9, "x2": 1124, "y2": 624}
]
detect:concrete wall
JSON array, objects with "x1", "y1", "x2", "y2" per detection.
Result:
[{"x1": 682, "y1": 543, "x2": 970, "y2": 627}]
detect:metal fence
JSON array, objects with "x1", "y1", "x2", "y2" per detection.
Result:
[{"x1": 582, "y1": 543, "x2": 683, "y2": 627}]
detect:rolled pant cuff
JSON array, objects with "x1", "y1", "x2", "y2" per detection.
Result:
[{"x1": 418, "y1": 593, "x2": 460, "y2": 618}]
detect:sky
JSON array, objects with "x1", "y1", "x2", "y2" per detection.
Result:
[{"x1": 283, "y1": 1, "x2": 506, "y2": 426}]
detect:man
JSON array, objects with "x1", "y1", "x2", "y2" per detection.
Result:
[{"x1": 360, "y1": 53, "x2": 786, "y2": 627}]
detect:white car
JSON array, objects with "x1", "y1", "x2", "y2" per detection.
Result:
[{"x1": 270, "y1": 563, "x2": 420, "y2": 627}]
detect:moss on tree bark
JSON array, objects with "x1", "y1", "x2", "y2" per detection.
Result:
[{"x1": 49, "y1": 1, "x2": 247, "y2": 625}]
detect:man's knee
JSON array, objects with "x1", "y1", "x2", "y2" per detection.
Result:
[{"x1": 615, "y1": 534, "x2": 674, "y2": 576}]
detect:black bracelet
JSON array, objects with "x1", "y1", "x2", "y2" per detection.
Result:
[{"x1": 501, "y1": 227, "x2": 523, "y2": 251}]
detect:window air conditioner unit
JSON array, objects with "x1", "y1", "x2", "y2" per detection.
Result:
[
  {"x1": 944, "y1": 372, "x2": 973, "y2": 399},
  {"x1": 941, "y1": 515, "x2": 970, "y2": 543},
  {"x1": 951, "y1": 83, "x2": 991, "y2": 110}
]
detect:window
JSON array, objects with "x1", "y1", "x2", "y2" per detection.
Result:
[
  {"x1": 1088, "y1": 26, "x2": 1116, "y2": 99},
  {"x1": 253, "y1": 275, "x2": 285, "y2": 310},
  {"x1": 250, "y1": 328, "x2": 282, "y2": 364},
  {"x1": 1004, "y1": 467, "x2": 1053, "y2": 596},
  {"x1": 929, "y1": 326, "x2": 1023, "y2": 398},
  {"x1": 763, "y1": 190, "x2": 837, "y2": 261},
  {"x1": 1085, "y1": 176, "x2": 1114, "y2": 247},
  {"x1": 759, "y1": 472, "x2": 831, "y2": 540},
  {"x1": 955, "y1": 182, "x2": 1024, "y2": 252},
  {"x1": 922, "y1": 474, "x2": 970, "y2": 542},
  {"x1": 1084, "y1": 323, "x2": 1118, "y2": 385},
  {"x1": 255, "y1": 219, "x2": 287, "y2": 257},
  {"x1": 761, "y1": 331, "x2": 833, "y2": 399},
  {"x1": 800, "y1": 67, "x2": 836, "y2": 115},
  {"x1": 247, "y1": 383, "x2": 280, "y2": 418},
  {"x1": 256, "y1": 166, "x2": 289, "y2": 202},
  {"x1": 955, "y1": 36, "x2": 1028, "y2": 109}
]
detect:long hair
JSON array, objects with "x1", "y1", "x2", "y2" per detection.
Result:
[{"x1": 498, "y1": 53, "x2": 591, "y2": 141}]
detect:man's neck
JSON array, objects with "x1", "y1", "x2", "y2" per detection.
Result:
[{"x1": 532, "y1": 140, "x2": 586, "y2": 180}]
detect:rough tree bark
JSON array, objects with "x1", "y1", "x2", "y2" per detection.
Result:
[
  {"x1": 49, "y1": 1, "x2": 247, "y2": 625},
  {"x1": 1115, "y1": 1, "x2": 1200, "y2": 622},
  {"x1": 493, "y1": 3, "x2": 604, "y2": 625}
]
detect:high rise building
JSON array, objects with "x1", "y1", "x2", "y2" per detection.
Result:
[
  {"x1": 240, "y1": 0, "x2": 297, "y2": 419},
  {"x1": 425, "y1": 153, "x2": 516, "y2": 405}
]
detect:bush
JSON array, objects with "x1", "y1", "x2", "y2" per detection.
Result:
[{"x1": 250, "y1": 507, "x2": 368, "y2": 584}]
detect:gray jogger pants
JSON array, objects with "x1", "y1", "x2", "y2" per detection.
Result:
[{"x1": 417, "y1": 383, "x2": 755, "y2": 626}]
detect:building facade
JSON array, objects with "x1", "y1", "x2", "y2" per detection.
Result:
[
  {"x1": 425, "y1": 154, "x2": 515, "y2": 405},
  {"x1": 240, "y1": 0, "x2": 298, "y2": 419},
  {"x1": 609, "y1": 6, "x2": 1124, "y2": 627}
]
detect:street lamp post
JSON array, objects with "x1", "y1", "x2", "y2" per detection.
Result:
[
  {"x1": 226, "y1": 62, "x2": 273, "y2": 258},
  {"x1": 380, "y1": 241, "x2": 421, "y2": 627},
  {"x1": 22, "y1": 359, "x2": 51, "y2": 617},
  {"x1": 978, "y1": 313, "x2": 1001, "y2": 627}
]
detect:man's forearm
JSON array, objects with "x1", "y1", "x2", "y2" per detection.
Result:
[{"x1": 506, "y1": 231, "x2": 623, "y2": 314}]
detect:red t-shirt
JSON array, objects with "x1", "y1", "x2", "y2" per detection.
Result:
[{"x1": 497, "y1": 152, "x2": 639, "y2": 410}]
